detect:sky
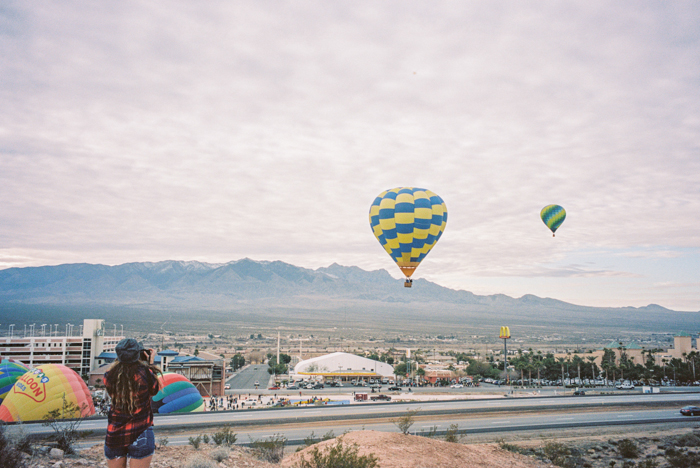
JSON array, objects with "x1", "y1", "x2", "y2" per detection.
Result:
[{"x1": 1, "y1": 1, "x2": 699, "y2": 311}]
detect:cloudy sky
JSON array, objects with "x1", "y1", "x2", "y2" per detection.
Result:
[{"x1": 1, "y1": 1, "x2": 699, "y2": 311}]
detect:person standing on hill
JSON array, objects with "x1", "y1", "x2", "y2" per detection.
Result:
[{"x1": 104, "y1": 339, "x2": 161, "y2": 468}]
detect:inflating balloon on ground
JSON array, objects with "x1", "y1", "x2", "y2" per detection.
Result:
[
  {"x1": 151, "y1": 372, "x2": 204, "y2": 413},
  {"x1": 369, "y1": 187, "x2": 448, "y2": 287},
  {"x1": 0, "y1": 364, "x2": 95, "y2": 422},
  {"x1": 0, "y1": 359, "x2": 30, "y2": 405}
]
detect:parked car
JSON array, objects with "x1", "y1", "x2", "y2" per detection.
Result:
[
  {"x1": 573, "y1": 390, "x2": 586, "y2": 396},
  {"x1": 268, "y1": 386, "x2": 280, "y2": 390},
  {"x1": 616, "y1": 383, "x2": 635, "y2": 390},
  {"x1": 450, "y1": 383, "x2": 464, "y2": 388},
  {"x1": 388, "y1": 386, "x2": 402, "y2": 391},
  {"x1": 681, "y1": 406, "x2": 700, "y2": 416},
  {"x1": 286, "y1": 384, "x2": 299, "y2": 390},
  {"x1": 312, "y1": 383, "x2": 325, "y2": 389},
  {"x1": 224, "y1": 384, "x2": 231, "y2": 390},
  {"x1": 370, "y1": 394, "x2": 392, "y2": 401},
  {"x1": 254, "y1": 381, "x2": 260, "y2": 387}
]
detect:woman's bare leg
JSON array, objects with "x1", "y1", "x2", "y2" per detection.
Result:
[
  {"x1": 129, "y1": 455, "x2": 153, "y2": 468},
  {"x1": 107, "y1": 457, "x2": 127, "y2": 468}
]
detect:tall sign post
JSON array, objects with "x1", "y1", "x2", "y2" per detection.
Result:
[{"x1": 499, "y1": 326, "x2": 511, "y2": 383}]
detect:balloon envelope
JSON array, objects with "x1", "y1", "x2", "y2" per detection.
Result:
[
  {"x1": 369, "y1": 187, "x2": 447, "y2": 278},
  {"x1": 540, "y1": 204, "x2": 566, "y2": 236},
  {"x1": 0, "y1": 359, "x2": 30, "y2": 405},
  {"x1": 0, "y1": 364, "x2": 95, "y2": 422},
  {"x1": 151, "y1": 372, "x2": 204, "y2": 414}
]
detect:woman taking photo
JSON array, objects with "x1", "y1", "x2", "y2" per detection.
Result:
[{"x1": 104, "y1": 339, "x2": 161, "y2": 468}]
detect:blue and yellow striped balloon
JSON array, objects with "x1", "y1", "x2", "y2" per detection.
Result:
[
  {"x1": 540, "y1": 204, "x2": 566, "y2": 237},
  {"x1": 369, "y1": 187, "x2": 447, "y2": 279}
]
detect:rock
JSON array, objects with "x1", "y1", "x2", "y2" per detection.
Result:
[
  {"x1": 49, "y1": 448, "x2": 64, "y2": 460},
  {"x1": 52, "y1": 462, "x2": 65, "y2": 468}
]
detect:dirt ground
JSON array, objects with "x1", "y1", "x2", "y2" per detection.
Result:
[
  {"x1": 19, "y1": 422, "x2": 700, "y2": 468},
  {"x1": 282, "y1": 430, "x2": 552, "y2": 468}
]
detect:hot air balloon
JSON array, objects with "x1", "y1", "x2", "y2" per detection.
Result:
[
  {"x1": 0, "y1": 364, "x2": 95, "y2": 422},
  {"x1": 0, "y1": 359, "x2": 30, "y2": 405},
  {"x1": 540, "y1": 204, "x2": 566, "y2": 237},
  {"x1": 369, "y1": 187, "x2": 447, "y2": 287},
  {"x1": 151, "y1": 372, "x2": 204, "y2": 414}
]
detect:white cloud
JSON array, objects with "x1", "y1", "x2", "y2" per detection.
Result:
[{"x1": 1, "y1": 1, "x2": 699, "y2": 310}]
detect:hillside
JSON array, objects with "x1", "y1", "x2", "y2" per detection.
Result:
[{"x1": 0, "y1": 259, "x2": 697, "y2": 334}]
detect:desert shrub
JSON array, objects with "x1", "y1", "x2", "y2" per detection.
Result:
[
  {"x1": 674, "y1": 433, "x2": 700, "y2": 447},
  {"x1": 303, "y1": 431, "x2": 319, "y2": 447},
  {"x1": 210, "y1": 447, "x2": 230, "y2": 462},
  {"x1": 637, "y1": 460, "x2": 659, "y2": 468},
  {"x1": 542, "y1": 441, "x2": 578, "y2": 468},
  {"x1": 618, "y1": 439, "x2": 639, "y2": 458},
  {"x1": 211, "y1": 425, "x2": 237, "y2": 446},
  {"x1": 202, "y1": 433, "x2": 210, "y2": 444},
  {"x1": 250, "y1": 433, "x2": 287, "y2": 463},
  {"x1": 444, "y1": 423, "x2": 460, "y2": 443},
  {"x1": 321, "y1": 430, "x2": 335, "y2": 441},
  {"x1": 42, "y1": 396, "x2": 92, "y2": 454},
  {"x1": 497, "y1": 438, "x2": 526, "y2": 454},
  {"x1": 188, "y1": 434, "x2": 202, "y2": 450},
  {"x1": 425, "y1": 425, "x2": 438, "y2": 438},
  {"x1": 666, "y1": 448, "x2": 700, "y2": 468},
  {"x1": 184, "y1": 454, "x2": 217, "y2": 468},
  {"x1": 158, "y1": 436, "x2": 169, "y2": 448},
  {"x1": 393, "y1": 408, "x2": 418, "y2": 435},
  {"x1": 0, "y1": 424, "x2": 27, "y2": 468},
  {"x1": 5, "y1": 423, "x2": 33, "y2": 455},
  {"x1": 295, "y1": 440, "x2": 379, "y2": 468}
]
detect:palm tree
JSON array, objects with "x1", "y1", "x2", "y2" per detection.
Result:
[
  {"x1": 587, "y1": 356, "x2": 597, "y2": 383},
  {"x1": 556, "y1": 357, "x2": 566, "y2": 387}
]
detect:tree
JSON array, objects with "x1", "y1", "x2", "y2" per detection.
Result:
[
  {"x1": 230, "y1": 353, "x2": 245, "y2": 371},
  {"x1": 393, "y1": 362, "x2": 408, "y2": 377},
  {"x1": 279, "y1": 353, "x2": 292, "y2": 365}
]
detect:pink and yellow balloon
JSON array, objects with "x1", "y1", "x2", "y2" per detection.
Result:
[{"x1": 0, "y1": 364, "x2": 95, "y2": 422}]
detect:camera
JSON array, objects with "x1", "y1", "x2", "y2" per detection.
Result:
[{"x1": 140, "y1": 349, "x2": 151, "y2": 361}]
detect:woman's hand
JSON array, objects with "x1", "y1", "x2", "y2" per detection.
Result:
[{"x1": 147, "y1": 348, "x2": 155, "y2": 364}]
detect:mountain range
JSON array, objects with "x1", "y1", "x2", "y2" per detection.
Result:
[{"x1": 0, "y1": 259, "x2": 697, "y2": 335}]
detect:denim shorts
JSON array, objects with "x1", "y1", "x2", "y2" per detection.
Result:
[{"x1": 104, "y1": 427, "x2": 155, "y2": 460}]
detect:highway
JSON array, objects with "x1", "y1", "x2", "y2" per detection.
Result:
[
  {"x1": 22, "y1": 392, "x2": 700, "y2": 443},
  {"x1": 225, "y1": 365, "x2": 272, "y2": 391},
  {"x1": 145, "y1": 407, "x2": 700, "y2": 447}
]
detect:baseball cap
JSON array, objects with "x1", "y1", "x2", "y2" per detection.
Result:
[{"x1": 115, "y1": 338, "x2": 145, "y2": 363}]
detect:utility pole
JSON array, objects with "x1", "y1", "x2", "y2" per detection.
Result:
[{"x1": 499, "y1": 326, "x2": 511, "y2": 383}]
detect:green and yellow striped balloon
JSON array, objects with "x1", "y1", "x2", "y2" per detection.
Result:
[
  {"x1": 369, "y1": 187, "x2": 447, "y2": 280},
  {"x1": 540, "y1": 204, "x2": 566, "y2": 237}
]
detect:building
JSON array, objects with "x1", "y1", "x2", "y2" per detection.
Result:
[
  {"x1": 0, "y1": 319, "x2": 122, "y2": 377},
  {"x1": 89, "y1": 348, "x2": 226, "y2": 397},
  {"x1": 292, "y1": 352, "x2": 394, "y2": 382},
  {"x1": 159, "y1": 351, "x2": 226, "y2": 397}
]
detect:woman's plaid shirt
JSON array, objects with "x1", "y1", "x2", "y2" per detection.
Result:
[{"x1": 104, "y1": 365, "x2": 158, "y2": 449}]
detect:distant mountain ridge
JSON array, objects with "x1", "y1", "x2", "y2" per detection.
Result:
[{"x1": 0, "y1": 259, "x2": 696, "y2": 333}]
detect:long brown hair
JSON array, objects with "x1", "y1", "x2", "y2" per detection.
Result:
[{"x1": 107, "y1": 360, "x2": 161, "y2": 414}]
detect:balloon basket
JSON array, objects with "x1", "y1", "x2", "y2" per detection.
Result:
[{"x1": 404, "y1": 279, "x2": 413, "y2": 288}]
